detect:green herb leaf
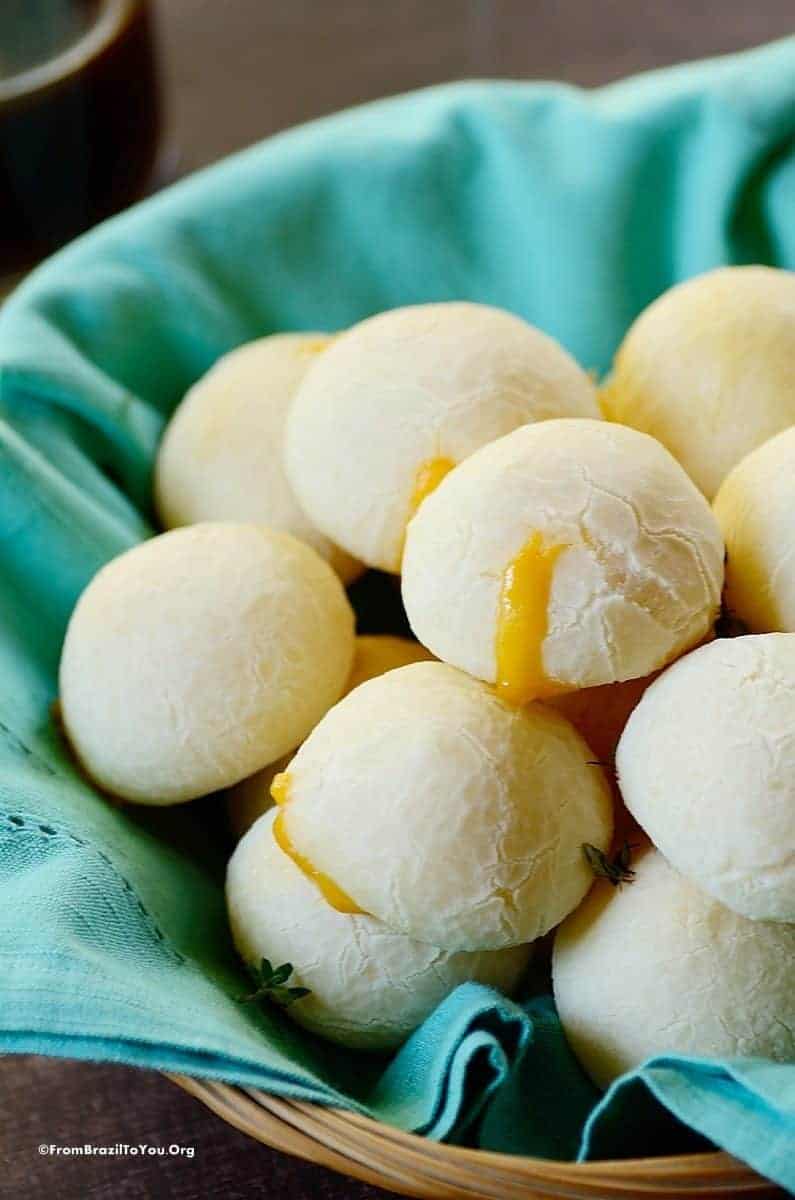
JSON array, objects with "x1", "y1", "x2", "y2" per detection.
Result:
[
  {"x1": 267, "y1": 962, "x2": 294, "y2": 987},
  {"x1": 287, "y1": 986, "x2": 311, "y2": 1001},
  {"x1": 583, "y1": 840, "x2": 637, "y2": 887},
  {"x1": 239, "y1": 959, "x2": 311, "y2": 1007},
  {"x1": 268, "y1": 985, "x2": 312, "y2": 1008}
]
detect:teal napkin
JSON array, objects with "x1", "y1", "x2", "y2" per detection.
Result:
[{"x1": 0, "y1": 36, "x2": 794, "y2": 1192}]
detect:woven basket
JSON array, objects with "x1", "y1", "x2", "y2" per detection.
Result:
[{"x1": 169, "y1": 1075, "x2": 782, "y2": 1199}]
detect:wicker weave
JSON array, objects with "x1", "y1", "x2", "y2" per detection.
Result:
[{"x1": 169, "y1": 1074, "x2": 782, "y2": 1199}]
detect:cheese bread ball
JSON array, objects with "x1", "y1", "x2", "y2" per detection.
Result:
[
  {"x1": 553, "y1": 849, "x2": 795, "y2": 1089},
  {"x1": 60, "y1": 524, "x2": 355, "y2": 804},
  {"x1": 285, "y1": 302, "x2": 599, "y2": 572},
  {"x1": 617, "y1": 635, "x2": 795, "y2": 922},
  {"x1": 227, "y1": 809, "x2": 532, "y2": 1049},
  {"x1": 402, "y1": 420, "x2": 723, "y2": 702},
  {"x1": 154, "y1": 334, "x2": 360, "y2": 583},
  {"x1": 601, "y1": 266, "x2": 795, "y2": 499},
  {"x1": 226, "y1": 635, "x2": 433, "y2": 838},
  {"x1": 714, "y1": 426, "x2": 795, "y2": 633},
  {"x1": 270, "y1": 661, "x2": 613, "y2": 952}
]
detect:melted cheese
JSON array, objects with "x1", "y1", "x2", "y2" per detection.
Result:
[
  {"x1": 270, "y1": 773, "x2": 365, "y2": 914},
  {"x1": 269, "y1": 770, "x2": 292, "y2": 808},
  {"x1": 495, "y1": 532, "x2": 568, "y2": 705},
  {"x1": 408, "y1": 457, "x2": 455, "y2": 521}
]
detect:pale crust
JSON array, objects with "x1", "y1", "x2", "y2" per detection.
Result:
[
  {"x1": 226, "y1": 635, "x2": 434, "y2": 838},
  {"x1": 154, "y1": 333, "x2": 360, "y2": 583},
  {"x1": 60, "y1": 523, "x2": 355, "y2": 803},
  {"x1": 602, "y1": 266, "x2": 795, "y2": 499},
  {"x1": 226, "y1": 809, "x2": 532, "y2": 1050},
  {"x1": 553, "y1": 849, "x2": 795, "y2": 1089},
  {"x1": 285, "y1": 302, "x2": 599, "y2": 572},
  {"x1": 402, "y1": 419, "x2": 723, "y2": 691},
  {"x1": 616, "y1": 635, "x2": 795, "y2": 922},
  {"x1": 714, "y1": 425, "x2": 795, "y2": 632},
  {"x1": 280, "y1": 661, "x2": 613, "y2": 952}
]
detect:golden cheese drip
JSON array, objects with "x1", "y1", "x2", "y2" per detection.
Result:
[
  {"x1": 269, "y1": 770, "x2": 292, "y2": 808},
  {"x1": 408, "y1": 457, "x2": 455, "y2": 521},
  {"x1": 270, "y1": 773, "x2": 365, "y2": 915},
  {"x1": 495, "y1": 532, "x2": 568, "y2": 705}
]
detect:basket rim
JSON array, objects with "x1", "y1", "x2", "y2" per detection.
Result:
[{"x1": 168, "y1": 1073, "x2": 779, "y2": 1199}]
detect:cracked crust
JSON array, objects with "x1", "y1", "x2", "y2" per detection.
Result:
[
  {"x1": 59, "y1": 523, "x2": 356, "y2": 803},
  {"x1": 616, "y1": 634, "x2": 795, "y2": 922},
  {"x1": 402, "y1": 419, "x2": 724, "y2": 692},
  {"x1": 553, "y1": 849, "x2": 795, "y2": 1089},
  {"x1": 226, "y1": 636, "x2": 435, "y2": 839},
  {"x1": 284, "y1": 303, "x2": 599, "y2": 572},
  {"x1": 278, "y1": 661, "x2": 613, "y2": 952},
  {"x1": 226, "y1": 808, "x2": 531, "y2": 1049}
]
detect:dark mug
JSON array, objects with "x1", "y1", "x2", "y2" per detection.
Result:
[{"x1": 0, "y1": 0, "x2": 160, "y2": 276}]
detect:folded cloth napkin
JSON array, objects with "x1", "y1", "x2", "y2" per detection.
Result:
[{"x1": 0, "y1": 35, "x2": 794, "y2": 1191}]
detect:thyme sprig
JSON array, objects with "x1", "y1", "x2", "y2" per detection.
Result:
[
  {"x1": 583, "y1": 840, "x2": 637, "y2": 887},
  {"x1": 240, "y1": 958, "x2": 311, "y2": 1008}
]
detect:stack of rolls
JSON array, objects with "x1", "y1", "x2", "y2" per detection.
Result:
[{"x1": 58, "y1": 281, "x2": 795, "y2": 1068}]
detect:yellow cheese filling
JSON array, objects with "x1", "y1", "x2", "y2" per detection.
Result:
[
  {"x1": 270, "y1": 772, "x2": 365, "y2": 915},
  {"x1": 269, "y1": 771, "x2": 292, "y2": 808},
  {"x1": 408, "y1": 457, "x2": 455, "y2": 521},
  {"x1": 495, "y1": 531, "x2": 568, "y2": 705}
]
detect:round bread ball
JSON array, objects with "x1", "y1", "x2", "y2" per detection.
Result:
[
  {"x1": 616, "y1": 635, "x2": 795, "y2": 922},
  {"x1": 402, "y1": 420, "x2": 723, "y2": 702},
  {"x1": 227, "y1": 809, "x2": 532, "y2": 1049},
  {"x1": 271, "y1": 661, "x2": 613, "y2": 952},
  {"x1": 714, "y1": 426, "x2": 795, "y2": 633},
  {"x1": 226, "y1": 635, "x2": 433, "y2": 838},
  {"x1": 285, "y1": 302, "x2": 599, "y2": 572},
  {"x1": 60, "y1": 523, "x2": 355, "y2": 804},
  {"x1": 226, "y1": 806, "x2": 533, "y2": 1051},
  {"x1": 553, "y1": 849, "x2": 795, "y2": 1089},
  {"x1": 601, "y1": 266, "x2": 795, "y2": 499},
  {"x1": 154, "y1": 334, "x2": 360, "y2": 583}
]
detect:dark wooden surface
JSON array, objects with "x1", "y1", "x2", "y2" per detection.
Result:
[
  {"x1": 153, "y1": 0, "x2": 795, "y2": 172},
  {"x1": 2, "y1": 3, "x2": 793, "y2": 1198},
  {"x1": 0, "y1": 1056, "x2": 387, "y2": 1199}
]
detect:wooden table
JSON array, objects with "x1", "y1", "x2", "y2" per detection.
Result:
[{"x1": 2, "y1": 3, "x2": 793, "y2": 1197}]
